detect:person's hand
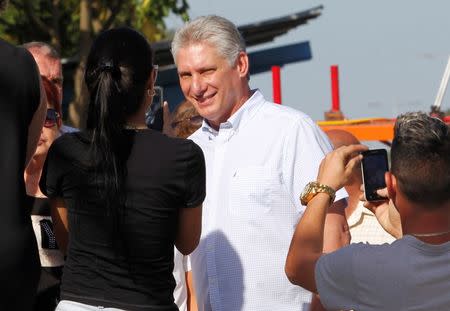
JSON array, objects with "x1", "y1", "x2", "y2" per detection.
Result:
[
  {"x1": 360, "y1": 186, "x2": 402, "y2": 239},
  {"x1": 162, "y1": 101, "x2": 176, "y2": 137},
  {"x1": 317, "y1": 144, "x2": 368, "y2": 191}
]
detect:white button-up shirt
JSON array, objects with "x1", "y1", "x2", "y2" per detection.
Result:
[
  {"x1": 348, "y1": 201, "x2": 395, "y2": 245},
  {"x1": 189, "y1": 90, "x2": 347, "y2": 311}
]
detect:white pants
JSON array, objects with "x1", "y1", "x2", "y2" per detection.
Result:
[{"x1": 56, "y1": 300, "x2": 125, "y2": 311}]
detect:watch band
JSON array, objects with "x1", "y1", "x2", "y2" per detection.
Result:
[
  {"x1": 300, "y1": 181, "x2": 336, "y2": 206},
  {"x1": 314, "y1": 183, "x2": 336, "y2": 203}
]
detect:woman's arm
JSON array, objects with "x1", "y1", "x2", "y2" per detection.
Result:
[{"x1": 175, "y1": 205, "x2": 202, "y2": 255}]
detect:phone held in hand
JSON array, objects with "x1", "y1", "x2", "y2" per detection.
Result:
[
  {"x1": 145, "y1": 86, "x2": 164, "y2": 131},
  {"x1": 361, "y1": 149, "x2": 389, "y2": 202}
]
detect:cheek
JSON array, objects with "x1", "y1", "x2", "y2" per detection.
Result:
[
  {"x1": 180, "y1": 80, "x2": 191, "y2": 95},
  {"x1": 44, "y1": 128, "x2": 59, "y2": 141},
  {"x1": 209, "y1": 73, "x2": 222, "y2": 86}
]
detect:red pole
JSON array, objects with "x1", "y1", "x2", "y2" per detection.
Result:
[
  {"x1": 331, "y1": 65, "x2": 340, "y2": 111},
  {"x1": 272, "y1": 65, "x2": 282, "y2": 104}
]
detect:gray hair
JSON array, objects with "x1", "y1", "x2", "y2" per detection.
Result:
[
  {"x1": 22, "y1": 41, "x2": 61, "y2": 60},
  {"x1": 394, "y1": 112, "x2": 448, "y2": 143},
  {"x1": 391, "y1": 111, "x2": 449, "y2": 206},
  {"x1": 171, "y1": 15, "x2": 246, "y2": 66}
]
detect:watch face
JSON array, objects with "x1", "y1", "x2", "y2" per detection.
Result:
[
  {"x1": 301, "y1": 182, "x2": 312, "y2": 197},
  {"x1": 300, "y1": 182, "x2": 316, "y2": 205}
]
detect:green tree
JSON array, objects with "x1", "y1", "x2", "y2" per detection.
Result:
[{"x1": 0, "y1": 0, "x2": 189, "y2": 127}]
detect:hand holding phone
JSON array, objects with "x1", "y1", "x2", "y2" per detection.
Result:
[
  {"x1": 361, "y1": 149, "x2": 389, "y2": 201},
  {"x1": 360, "y1": 185, "x2": 402, "y2": 238},
  {"x1": 145, "y1": 86, "x2": 164, "y2": 131}
]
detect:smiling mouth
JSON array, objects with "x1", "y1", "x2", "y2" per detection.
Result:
[{"x1": 196, "y1": 93, "x2": 216, "y2": 106}]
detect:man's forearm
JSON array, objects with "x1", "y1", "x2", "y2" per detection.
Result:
[
  {"x1": 310, "y1": 198, "x2": 349, "y2": 311},
  {"x1": 285, "y1": 193, "x2": 331, "y2": 293},
  {"x1": 285, "y1": 144, "x2": 366, "y2": 294}
]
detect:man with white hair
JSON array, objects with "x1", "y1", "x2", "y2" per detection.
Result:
[{"x1": 171, "y1": 15, "x2": 349, "y2": 311}]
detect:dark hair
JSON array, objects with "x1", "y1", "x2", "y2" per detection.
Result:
[
  {"x1": 84, "y1": 27, "x2": 153, "y2": 234},
  {"x1": 171, "y1": 100, "x2": 202, "y2": 138},
  {"x1": 391, "y1": 112, "x2": 450, "y2": 207}
]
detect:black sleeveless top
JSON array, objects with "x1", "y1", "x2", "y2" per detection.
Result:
[{"x1": 0, "y1": 39, "x2": 41, "y2": 309}]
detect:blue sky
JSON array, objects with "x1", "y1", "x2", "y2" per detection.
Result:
[{"x1": 168, "y1": 0, "x2": 450, "y2": 120}]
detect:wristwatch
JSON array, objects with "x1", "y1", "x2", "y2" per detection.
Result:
[{"x1": 300, "y1": 181, "x2": 336, "y2": 206}]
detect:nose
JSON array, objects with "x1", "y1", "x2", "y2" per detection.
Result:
[{"x1": 191, "y1": 74, "x2": 207, "y2": 97}]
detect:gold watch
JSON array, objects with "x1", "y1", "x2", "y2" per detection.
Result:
[{"x1": 300, "y1": 181, "x2": 336, "y2": 206}]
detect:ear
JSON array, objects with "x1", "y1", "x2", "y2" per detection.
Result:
[
  {"x1": 385, "y1": 172, "x2": 397, "y2": 201},
  {"x1": 236, "y1": 51, "x2": 249, "y2": 78},
  {"x1": 147, "y1": 67, "x2": 158, "y2": 90}
]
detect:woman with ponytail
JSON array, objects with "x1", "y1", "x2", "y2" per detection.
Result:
[{"x1": 40, "y1": 27, "x2": 205, "y2": 311}]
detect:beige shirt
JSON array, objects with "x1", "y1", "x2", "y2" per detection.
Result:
[{"x1": 348, "y1": 202, "x2": 396, "y2": 245}]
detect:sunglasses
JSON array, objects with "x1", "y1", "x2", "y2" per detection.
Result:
[
  {"x1": 171, "y1": 115, "x2": 203, "y2": 129},
  {"x1": 44, "y1": 108, "x2": 60, "y2": 128}
]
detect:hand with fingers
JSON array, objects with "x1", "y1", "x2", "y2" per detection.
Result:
[
  {"x1": 359, "y1": 186, "x2": 402, "y2": 239},
  {"x1": 317, "y1": 144, "x2": 368, "y2": 191}
]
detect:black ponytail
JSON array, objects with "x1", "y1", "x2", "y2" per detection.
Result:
[
  {"x1": 84, "y1": 28, "x2": 153, "y2": 248},
  {"x1": 88, "y1": 62, "x2": 128, "y2": 223}
]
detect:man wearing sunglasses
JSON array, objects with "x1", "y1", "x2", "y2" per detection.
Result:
[
  {"x1": 23, "y1": 41, "x2": 77, "y2": 134},
  {"x1": 25, "y1": 76, "x2": 65, "y2": 310}
]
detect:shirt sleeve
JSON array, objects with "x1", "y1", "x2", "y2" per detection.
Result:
[
  {"x1": 183, "y1": 140, "x2": 206, "y2": 208},
  {"x1": 282, "y1": 116, "x2": 347, "y2": 213},
  {"x1": 315, "y1": 245, "x2": 359, "y2": 310},
  {"x1": 40, "y1": 137, "x2": 67, "y2": 198}
]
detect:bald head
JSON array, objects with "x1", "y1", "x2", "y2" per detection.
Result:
[
  {"x1": 326, "y1": 130, "x2": 360, "y2": 149},
  {"x1": 23, "y1": 42, "x2": 63, "y2": 104}
]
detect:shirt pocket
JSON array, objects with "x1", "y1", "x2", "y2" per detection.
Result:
[{"x1": 229, "y1": 166, "x2": 283, "y2": 216}]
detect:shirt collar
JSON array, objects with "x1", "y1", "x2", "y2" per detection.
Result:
[
  {"x1": 347, "y1": 201, "x2": 376, "y2": 227},
  {"x1": 200, "y1": 89, "x2": 264, "y2": 136}
]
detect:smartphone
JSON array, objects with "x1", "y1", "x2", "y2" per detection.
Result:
[
  {"x1": 361, "y1": 149, "x2": 389, "y2": 201},
  {"x1": 145, "y1": 86, "x2": 164, "y2": 131}
]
